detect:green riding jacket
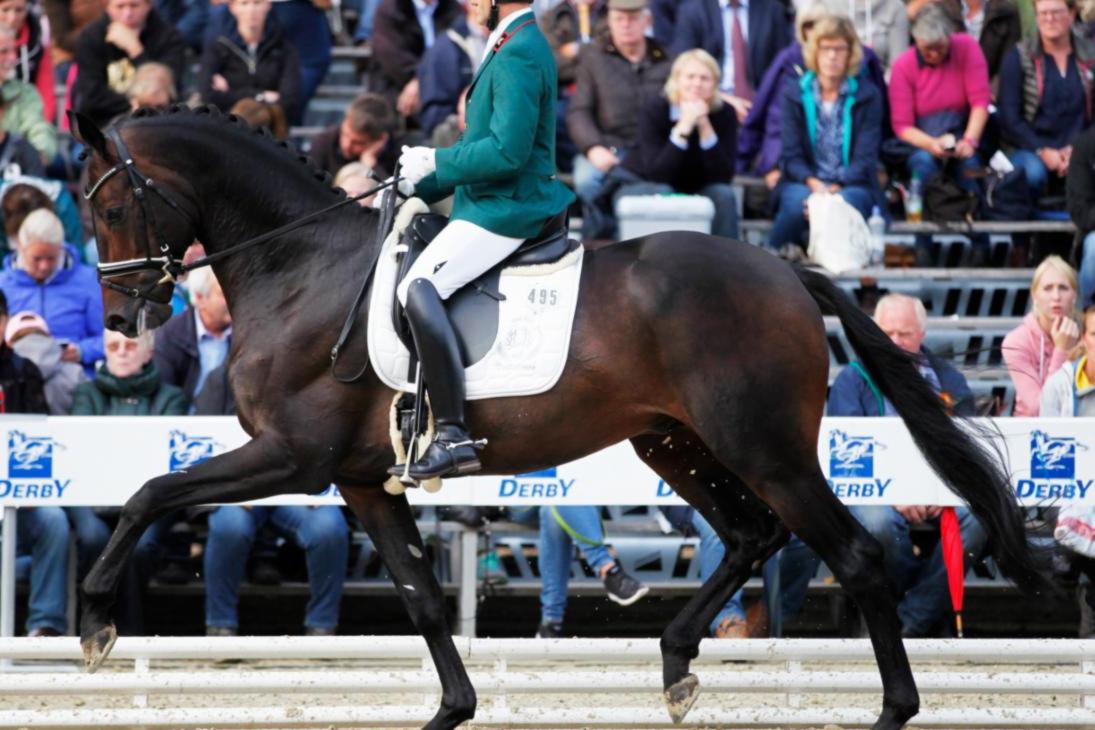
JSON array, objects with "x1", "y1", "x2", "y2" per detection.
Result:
[{"x1": 414, "y1": 11, "x2": 575, "y2": 238}]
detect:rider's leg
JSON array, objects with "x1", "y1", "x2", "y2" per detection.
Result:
[{"x1": 392, "y1": 220, "x2": 524, "y2": 480}]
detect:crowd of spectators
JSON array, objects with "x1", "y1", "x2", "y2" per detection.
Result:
[{"x1": 0, "y1": 0, "x2": 1094, "y2": 641}]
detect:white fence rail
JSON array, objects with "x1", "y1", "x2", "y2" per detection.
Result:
[{"x1": 0, "y1": 637, "x2": 1093, "y2": 727}]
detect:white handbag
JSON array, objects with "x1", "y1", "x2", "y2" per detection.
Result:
[{"x1": 806, "y1": 192, "x2": 872, "y2": 274}]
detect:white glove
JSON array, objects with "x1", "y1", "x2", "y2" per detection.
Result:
[
  {"x1": 370, "y1": 176, "x2": 416, "y2": 209},
  {"x1": 398, "y1": 145, "x2": 437, "y2": 185}
]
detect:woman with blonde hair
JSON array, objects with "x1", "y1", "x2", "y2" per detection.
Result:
[
  {"x1": 1003, "y1": 254, "x2": 1081, "y2": 415},
  {"x1": 619, "y1": 49, "x2": 739, "y2": 237},
  {"x1": 737, "y1": 3, "x2": 889, "y2": 186},
  {"x1": 769, "y1": 14, "x2": 886, "y2": 252}
]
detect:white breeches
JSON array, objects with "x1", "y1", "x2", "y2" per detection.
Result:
[{"x1": 396, "y1": 219, "x2": 524, "y2": 305}]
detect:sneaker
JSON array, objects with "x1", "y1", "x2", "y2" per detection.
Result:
[
  {"x1": 206, "y1": 626, "x2": 238, "y2": 637},
  {"x1": 602, "y1": 564, "x2": 649, "y2": 606},
  {"x1": 27, "y1": 627, "x2": 61, "y2": 638},
  {"x1": 304, "y1": 626, "x2": 336, "y2": 637},
  {"x1": 477, "y1": 550, "x2": 508, "y2": 586},
  {"x1": 535, "y1": 620, "x2": 563, "y2": 638}
]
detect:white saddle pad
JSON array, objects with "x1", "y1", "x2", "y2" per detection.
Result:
[{"x1": 367, "y1": 201, "x2": 584, "y2": 400}]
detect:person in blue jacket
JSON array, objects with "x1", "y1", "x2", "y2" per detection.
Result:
[
  {"x1": 0, "y1": 208, "x2": 103, "y2": 374},
  {"x1": 779, "y1": 294, "x2": 987, "y2": 637},
  {"x1": 769, "y1": 15, "x2": 885, "y2": 252},
  {"x1": 417, "y1": 11, "x2": 487, "y2": 137}
]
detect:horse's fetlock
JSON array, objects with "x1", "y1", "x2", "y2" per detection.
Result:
[{"x1": 659, "y1": 637, "x2": 700, "y2": 661}]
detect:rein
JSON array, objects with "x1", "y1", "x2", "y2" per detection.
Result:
[{"x1": 86, "y1": 126, "x2": 405, "y2": 382}]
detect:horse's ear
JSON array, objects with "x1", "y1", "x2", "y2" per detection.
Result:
[{"x1": 68, "y1": 111, "x2": 109, "y2": 158}]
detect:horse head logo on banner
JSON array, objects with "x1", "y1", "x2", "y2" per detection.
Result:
[
  {"x1": 168, "y1": 431, "x2": 224, "y2": 472},
  {"x1": 8, "y1": 430, "x2": 64, "y2": 478},
  {"x1": 829, "y1": 429, "x2": 886, "y2": 478},
  {"x1": 1030, "y1": 430, "x2": 1088, "y2": 480}
]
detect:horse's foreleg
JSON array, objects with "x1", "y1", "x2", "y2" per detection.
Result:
[
  {"x1": 341, "y1": 487, "x2": 476, "y2": 730},
  {"x1": 80, "y1": 436, "x2": 325, "y2": 671}
]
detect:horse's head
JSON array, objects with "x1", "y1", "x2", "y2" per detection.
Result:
[{"x1": 70, "y1": 111, "x2": 197, "y2": 337}]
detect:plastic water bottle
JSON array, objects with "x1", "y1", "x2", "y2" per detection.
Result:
[
  {"x1": 868, "y1": 206, "x2": 886, "y2": 267},
  {"x1": 906, "y1": 173, "x2": 923, "y2": 224}
]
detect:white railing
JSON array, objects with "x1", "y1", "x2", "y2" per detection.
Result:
[{"x1": 0, "y1": 637, "x2": 1092, "y2": 727}]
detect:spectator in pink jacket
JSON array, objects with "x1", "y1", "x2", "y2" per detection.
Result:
[
  {"x1": 1003, "y1": 255, "x2": 1081, "y2": 415},
  {"x1": 889, "y1": 4, "x2": 991, "y2": 197}
]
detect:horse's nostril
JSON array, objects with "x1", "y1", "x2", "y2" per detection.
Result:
[{"x1": 105, "y1": 313, "x2": 129, "y2": 334}]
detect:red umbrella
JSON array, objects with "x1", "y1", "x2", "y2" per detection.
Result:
[{"x1": 940, "y1": 507, "x2": 965, "y2": 637}]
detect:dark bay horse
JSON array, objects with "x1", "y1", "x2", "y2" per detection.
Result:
[{"x1": 70, "y1": 106, "x2": 1045, "y2": 730}]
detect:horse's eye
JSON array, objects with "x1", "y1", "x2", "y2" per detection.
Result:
[{"x1": 104, "y1": 206, "x2": 124, "y2": 225}]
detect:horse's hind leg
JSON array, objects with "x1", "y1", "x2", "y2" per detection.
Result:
[
  {"x1": 341, "y1": 487, "x2": 476, "y2": 730},
  {"x1": 631, "y1": 432, "x2": 789, "y2": 723},
  {"x1": 80, "y1": 436, "x2": 327, "y2": 671},
  {"x1": 737, "y1": 455, "x2": 919, "y2": 730}
]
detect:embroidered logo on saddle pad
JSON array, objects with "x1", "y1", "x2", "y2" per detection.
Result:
[{"x1": 367, "y1": 200, "x2": 584, "y2": 399}]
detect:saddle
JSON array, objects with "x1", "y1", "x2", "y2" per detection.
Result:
[{"x1": 390, "y1": 210, "x2": 576, "y2": 369}]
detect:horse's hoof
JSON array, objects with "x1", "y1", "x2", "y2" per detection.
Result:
[
  {"x1": 81, "y1": 624, "x2": 117, "y2": 674},
  {"x1": 663, "y1": 673, "x2": 700, "y2": 724}
]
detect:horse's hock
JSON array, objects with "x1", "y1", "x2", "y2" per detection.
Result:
[{"x1": 0, "y1": 636, "x2": 1092, "y2": 728}]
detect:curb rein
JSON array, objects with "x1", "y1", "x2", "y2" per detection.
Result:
[{"x1": 84, "y1": 128, "x2": 404, "y2": 383}]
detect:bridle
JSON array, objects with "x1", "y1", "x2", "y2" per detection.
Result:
[
  {"x1": 84, "y1": 125, "x2": 405, "y2": 382},
  {"x1": 84, "y1": 128, "x2": 195, "y2": 303},
  {"x1": 84, "y1": 127, "x2": 405, "y2": 305}
]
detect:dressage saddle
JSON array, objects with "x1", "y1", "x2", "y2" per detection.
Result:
[{"x1": 390, "y1": 210, "x2": 576, "y2": 372}]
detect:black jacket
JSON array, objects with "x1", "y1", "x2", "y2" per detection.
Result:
[
  {"x1": 369, "y1": 0, "x2": 462, "y2": 98},
  {"x1": 0, "y1": 346, "x2": 49, "y2": 414},
  {"x1": 73, "y1": 11, "x2": 186, "y2": 126},
  {"x1": 198, "y1": 16, "x2": 301, "y2": 121},
  {"x1": 624, "y1": 95, "x2": 736, "y2": 193}
]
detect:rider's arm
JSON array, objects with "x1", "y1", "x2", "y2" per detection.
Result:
[{"x1": 432, "y1": 47, "x2": 541, "y2": 187}]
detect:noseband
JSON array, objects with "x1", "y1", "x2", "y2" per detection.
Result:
[{"x1": 84, "y1": 128, "x2": 193, "y2": 303}]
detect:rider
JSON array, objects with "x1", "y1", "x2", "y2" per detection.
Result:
[{"x1": 389, "y1": 0, "x2": 575, "y2": 481}]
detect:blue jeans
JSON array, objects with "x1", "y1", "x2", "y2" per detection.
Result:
[
  {"x1": 779, "y1": 506, "x2": 988, "y2": 636},
  {"x1": 769, "y1": 182, "x2": 874, "y2": 249},
  {"x1": 353, "y1": 0, "x2": 384, "y2": 42},
  {"x1": 11, "y1": 507, "x2": 70, "y2": 634},
  {"x1": 272, "y1": 0, "x2": 333, "y2": 122},
  {"x1": 614, "y1": 181, "x2": 740, "y2": 239},
  {"x1": 1008, "y1": 149, "x2": 1049, "y2": 196},
  {"x1": 204, "y1": 506, "x2": 349, "y2": 631},
  {"x1": 537, "y1": 506, "x2": 614, "y2": 623},
  {"x1": 572, "y1": 153, "x2": 608, "y2": 204},
  {"x1": 64, "y1": 507, "x2": 111, "y2": 579},
  {"x1": 1080, "y1": 231, "x2": 1095, "y2": 308},
  {"x1": 691, "y1": 512, "x2": 745, "y2": 634}
]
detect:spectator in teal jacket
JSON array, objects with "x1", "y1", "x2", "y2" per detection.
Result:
[{"x1": 69, "y1": 327, "x2": 186, "y2": 635}]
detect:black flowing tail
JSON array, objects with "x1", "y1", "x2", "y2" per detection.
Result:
[{"x1": 794, "y1": 266, "x2": 1051, "y2": 596}]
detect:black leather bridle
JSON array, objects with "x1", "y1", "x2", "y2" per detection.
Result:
[
  {"x1": 84, "y1": 128, "x2": 194, "y2": 303},
  {"x1": 84, "y1": 127, "x2": 404, "y2": 305}
]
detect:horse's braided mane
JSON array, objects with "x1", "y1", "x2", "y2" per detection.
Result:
[{"x1": 122, "y1": 104, "x2": 350, "y2": 201}]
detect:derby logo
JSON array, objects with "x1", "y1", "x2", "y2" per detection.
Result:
[
  {"x1": 829, "y1": 430, "x2": 885, "y2": 478},
  {"x1": 8, "y1": 431, "x2": 64, "y2": 478},
  {"x1": 169, "y1": 431, "x2": 224, "y2": 471},
  {"x1": 1030, "y1": 430, "x2": 1087, "y2": 480}
]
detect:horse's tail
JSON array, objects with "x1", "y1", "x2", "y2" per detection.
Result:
[{"x1": 793, "y1": 265, "x2": 1051, "y2": 596}]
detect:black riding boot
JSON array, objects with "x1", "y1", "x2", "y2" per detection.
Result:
[{"x1": 388, "y1": 278, "x2": 484, "y2": 481}]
